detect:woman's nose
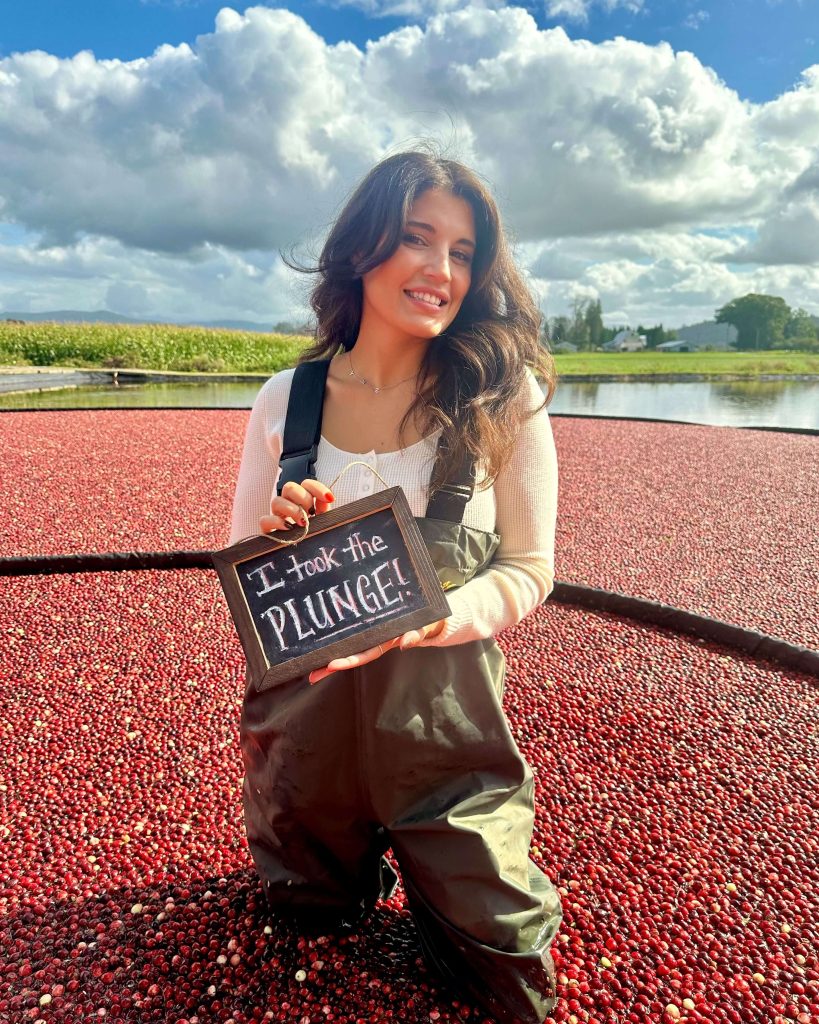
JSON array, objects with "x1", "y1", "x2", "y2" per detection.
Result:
[{"x1": 425, "y1": 247, "x2": 451, "y2": 280}]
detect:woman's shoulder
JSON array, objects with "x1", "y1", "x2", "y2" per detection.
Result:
[
  {"x1": 258, "y1": 364, "x2": 298, "y2": 394},
  {"x1": 252, "y1": 365, "x2": 298, "y2": 417},
  {"x1": 518, "y1": 365, "x2": 548, "y2": 413}
]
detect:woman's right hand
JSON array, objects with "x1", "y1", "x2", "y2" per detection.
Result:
[{"x1": 259, "y1": 479, "x2": 335, "y2": 534}]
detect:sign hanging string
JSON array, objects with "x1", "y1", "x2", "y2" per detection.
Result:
[{"x1": 239, "y1": 461, "x2": 393, "y2": 548}]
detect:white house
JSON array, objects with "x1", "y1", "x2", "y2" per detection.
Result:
[{"x1": 602, "y1": 330, "x2": 647, "y2": 352}]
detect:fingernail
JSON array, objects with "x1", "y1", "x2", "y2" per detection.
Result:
[{"x1": 325, "y1": 492, "x2": 334, "y2": 501}]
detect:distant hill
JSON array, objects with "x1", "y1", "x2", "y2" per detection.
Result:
[
  {"x1": 0, "y1": 309, "x2": 297, "y2": 334},
  {"x1": 3, "y1": 309, "x2": 142, "y2": 325}
]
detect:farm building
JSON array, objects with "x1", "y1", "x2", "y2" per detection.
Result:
[
  {"x1": 657, "y1": 339, "x2": 696, "y2": 352},
  {"x1": 602, "y1": 330, "x2": 647, "y2": 352},
  {"x1": 671, "y1": 321, "x2": 737, "y2": 350}
]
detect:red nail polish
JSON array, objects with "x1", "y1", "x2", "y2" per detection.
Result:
[{"x1": 325, "y1": 492, "x2": 334, "y2": 501}]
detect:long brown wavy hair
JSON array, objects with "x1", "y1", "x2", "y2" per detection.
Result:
[{"x1": 287, "y1": 148, "x2": 557, "y2": 491}]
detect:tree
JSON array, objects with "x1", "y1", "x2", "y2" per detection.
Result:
[
  {"x1": 584, "y1": 298, "x2": 604, "y2": 348},
  {"x1": 784, "y1": 307, "x2": 818, "y2": 341},
  {"x1": 548, "y1": 315, "x2": 571, "y2": 344},
  {"x1": 715, "y1": 294, "x2": 791, "y2": 350},
  {"x1": 568, "y1": 297, "x2": 590, "y2": 350},
  {"x1": 636, "y1": 323, "x2": 676, "y2": 348},
  {"x1": 547, "y1": 299, "x2": 607, "y2": 349}
]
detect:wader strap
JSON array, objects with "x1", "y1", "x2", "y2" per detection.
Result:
[
  {"x1": 425, "y1": 441, "x2": 475, "y2": 524},
  {"x1": 278, "y1": 357, "x2": 474, "y2": 524},
  {"x1": 277, "y1": 360, "x2": 331, "y2": 495}
]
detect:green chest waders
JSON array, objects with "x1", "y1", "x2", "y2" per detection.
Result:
[{"x1": 240, "y1": 361, "x2": 563, "y2": 1024}]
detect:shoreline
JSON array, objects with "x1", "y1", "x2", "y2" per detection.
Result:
[
  {"x1": 557, "y1": 372, "x2": 819, "y2": 383},
  {"x1": 2, "y1": 365, "x2": 819, "y2": 396}
]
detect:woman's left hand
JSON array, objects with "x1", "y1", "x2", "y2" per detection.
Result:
[{"x1": 308, "y1": 619, "x2": 446, "y2": 684}]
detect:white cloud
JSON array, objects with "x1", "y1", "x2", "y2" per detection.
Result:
[
  {"x1": 723, "y1": 70, "x2": 819, "y2": 266},
  {"x1": 751, "y1": 65, "x2": 819, "y2": 141},
  {"x1": 0, "y1": 10, "x2": 382, "y2": 254},
  {"x1": 330, "y1": 0, "x2": 480, "y2": 17},
  {"x1": 399, "y1": 18, "x2": 769, "y2": 239},
  {"x1": 0, "y1": 4, "x2": 818, "y2": 326},
  {"x1": 728, "y1": 195, "x2": 819, "y2": 266},
  {"x1": 683, "y1": 9, "x2": 709, "y2": 29},
  {"x1": 545, "y1": 0, "x2": 646, "y2": 22},
  {"x1": 0, "y1": 234, "x2": 304, "y2": 323}
]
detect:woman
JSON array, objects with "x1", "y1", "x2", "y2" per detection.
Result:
[{"x1": 229, "y1": 150, "x2": 562, "y2": 1024}]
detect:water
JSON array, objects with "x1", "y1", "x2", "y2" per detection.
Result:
[
  {"x1": 0, "y1": 381, "x2": 264, "y2": 410},
  {"x1": 552, "y1": 378, "x2": 819, "y2": 430},
  {"x1": 1, "y1": 377, "x2": 817, "y2": 430}
]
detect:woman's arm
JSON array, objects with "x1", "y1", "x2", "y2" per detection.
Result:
[
  {"x1": 418, "y1": 370, "x2": 558, "y2": 647},
  {"x1": 228, "y1": 376, "x2": 286, "y2": 547}
]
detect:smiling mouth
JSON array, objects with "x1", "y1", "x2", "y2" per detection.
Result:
[{"x1": 405, "y1": 290, "x2": 447, "y2": 308}]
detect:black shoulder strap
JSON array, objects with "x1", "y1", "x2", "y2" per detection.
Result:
[
  {"x1": 278, "y1": 357, "x2": 475, "y2": 523},
  {"x1": 425, "y1": 440, "x2": 475, "y2": 523},
  {"x1": 277, "y1": 360, "x2": 331, "y2": 495}
]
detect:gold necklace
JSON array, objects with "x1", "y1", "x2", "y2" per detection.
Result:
[{"x1": 347, "y1": 351, "x2": 418, "y2": 395}]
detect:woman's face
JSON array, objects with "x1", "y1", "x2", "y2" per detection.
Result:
[{"x1": 359, "y1": 187, "x2": 476, "y2": 345}]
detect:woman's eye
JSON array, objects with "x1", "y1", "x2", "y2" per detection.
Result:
[{"x1": 404, "y1": 233, "x2": 473, "y2": 265}]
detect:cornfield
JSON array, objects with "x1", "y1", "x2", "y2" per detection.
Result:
[{"x1": 0, "y1": 321, "x2": 310, "y2": 374}]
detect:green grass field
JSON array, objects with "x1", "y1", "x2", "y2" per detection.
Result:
[
  {"x1": 553, "y1": 349, "x2": 819, "y2": 377},
  {"x1": 0, "y1": 322, "x2": 817, "y2": 378}
]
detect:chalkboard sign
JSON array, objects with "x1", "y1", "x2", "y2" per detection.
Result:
[{"x1": 212, "y1": 487, "x2": 451, "y2": 691}]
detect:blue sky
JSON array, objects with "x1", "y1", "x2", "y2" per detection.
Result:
[
  {"x1": 2, "y1": 0, "x2": 815, "y2": 103},
  {"x1": 1, "y1": 1, "x2": 818, "y2": 326}
]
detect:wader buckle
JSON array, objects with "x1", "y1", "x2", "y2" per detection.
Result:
[{"x1": 277, "y1": 446, "x2": 318, "y2": 495}]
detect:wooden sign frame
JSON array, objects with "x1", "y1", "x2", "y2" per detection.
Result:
[{"x1": 212, "y1": 486, "x2": 451, "y2": 692}]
